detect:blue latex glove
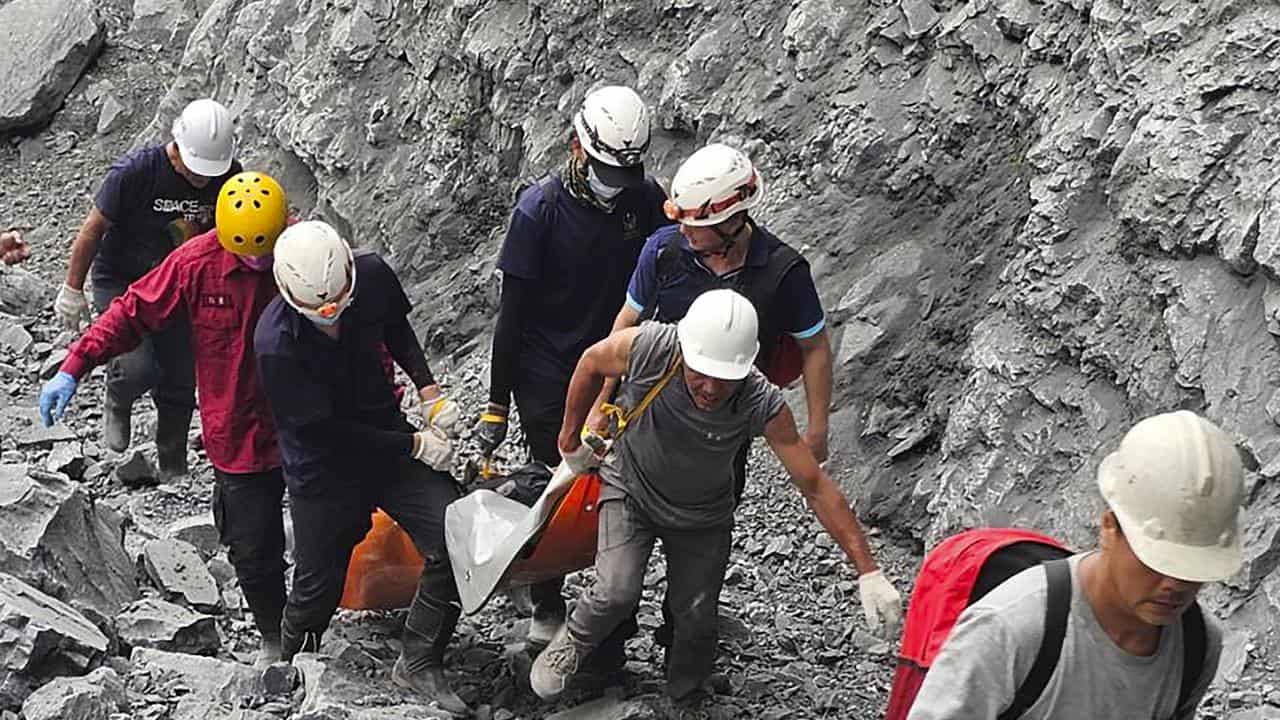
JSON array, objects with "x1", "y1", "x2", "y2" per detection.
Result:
[{"x1": 39, "y1": 371, "x2": 77, "y2": 426}]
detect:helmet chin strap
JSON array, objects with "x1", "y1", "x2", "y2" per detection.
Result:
[{"x1": 700, "y1": 218, "x2": 749, "y2": 259}]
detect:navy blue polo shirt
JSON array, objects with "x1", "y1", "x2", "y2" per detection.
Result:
[
  {"x1": 497, "y1": 176, "x2": 668, "y2": 381},
  {"x1": 625, "y1": 224, "x2": 826, "y2": 338},
  {"x1": 253, "y1": 251, "x2": 413, "y2": 493},
  {"x1": 93, "y1": 144, "x2": 241, "y2": 284}
]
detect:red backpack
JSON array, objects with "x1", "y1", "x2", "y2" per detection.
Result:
[{"x1": 885, "y1": 528, "x2": 1207, "y2": 720}]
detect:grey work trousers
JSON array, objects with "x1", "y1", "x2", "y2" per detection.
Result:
[
  {"x1": 566, "y1": 496, "x2": 733, "y2": 698},
  {"x1": 90, "y1": 278, "x2": 196, "y2": 415}
]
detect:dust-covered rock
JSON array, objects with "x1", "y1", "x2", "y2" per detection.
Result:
[
  {"x1": 0, "y1": 573, "x2": 109, "y2": 677},
  {"x1": 0, "y1": 0, "x2": 105, "y2": 132},
  {"x1": 19, "y1": 666, "x2": 126, "y2": 720},
  {"x1": 115, "y1": 598, "x2": 219, "y2": 655},
  {"x1": 0, "y1": 464, "x2": 137, "y2": 615},
  {"x1": 141, "y1": 539, "x2": 220, "y2": 612}
]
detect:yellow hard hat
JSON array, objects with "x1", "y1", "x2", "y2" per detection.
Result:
[{"x1": 216, "y1": 172, "x2": 287, "y2": 257}]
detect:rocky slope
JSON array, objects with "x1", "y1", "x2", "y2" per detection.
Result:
[{"x1": 2, "y1": 0, "x2": 1279, "y2": 717}]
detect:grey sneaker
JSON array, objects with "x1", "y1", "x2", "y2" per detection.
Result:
[{"x1": 529, "y1": 625, "x2": 584, "y2": 701}]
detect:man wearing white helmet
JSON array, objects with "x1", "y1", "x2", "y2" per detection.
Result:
[
  {"x1": 529, "y1": 289, "x2": 898, "y2": 701},
  {"x1": 909, "y1": 410, "x2": 1239, "y2": 720},
  {"x1": 589, "y1": 141, "x2": 838, "y2": 653},
  {"x1": 53, "y1": 98, "x2": 242, "y2": 479},
  {"x1": 253, "y1": 221, "x2": 469, "y2": 715},
  {"x1": 472, "y1": 84, "x2": 668, "y2": 654}
]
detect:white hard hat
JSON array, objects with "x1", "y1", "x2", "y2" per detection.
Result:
[
  {"x1": 1097, "y1": 410, "x2": 1244, "y2": 583},
  {"x1": 272, "y1": 221, "x2": 357, "y2": 324},
  {"x1": 573, "y1": 85, "x2": 650, "y2": 188},
  {"x1": 664, "y1": 143, "x2": 766, "y2": 227},
  {"x1": 171, "y1": 98, "x2": 236, "y2": 177},
  {"x1": 676, "y1": 289, "x2": 760, "y2": 380}
]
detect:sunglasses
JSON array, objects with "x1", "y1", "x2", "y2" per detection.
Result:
[{"x1": 663, "y1": 176, "x2": 759, "y2": 222}]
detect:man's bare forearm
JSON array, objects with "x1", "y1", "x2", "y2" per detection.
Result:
[
  {"x1": 559, "y1": 363, "x2": 606, "y2": 451},
  {"x1": 65, "y1": 214, "x2": 107, "y2": 289},
  {"x1": 804, "y1": 474, "x2": 878, "y2": 575},
  {"x1": 801, "y1": 332, "x2": 833, "y2": 433}
]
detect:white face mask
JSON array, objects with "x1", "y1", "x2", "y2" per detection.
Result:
[
  {"x1": 587, "y1": 165, "x2": 624, "y2": 201},
  {"x1": 308, "y1": 312, "x2": 342, "y2": 328}
]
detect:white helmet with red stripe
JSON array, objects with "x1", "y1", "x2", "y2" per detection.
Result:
[{"x1": 664, "y1": 143, "x2": 766, "y2": 227}]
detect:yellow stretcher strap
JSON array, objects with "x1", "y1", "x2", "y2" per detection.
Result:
[
  {"x1": 594, "y1": 352, "x2": 682, "y2": 441},
  {"x1": 479, "y1": 412, "x2": 506, "y2": 423}
]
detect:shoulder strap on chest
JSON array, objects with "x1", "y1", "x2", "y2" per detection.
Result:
[{"x1": 998, "y1": 558, "x2": 1072, "y2": 720}]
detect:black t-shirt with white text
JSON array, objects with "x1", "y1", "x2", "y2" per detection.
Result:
[{"x1": 91, "y1": 144, "x2": 240, "y2": 284}]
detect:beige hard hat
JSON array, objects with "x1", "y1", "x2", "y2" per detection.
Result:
[{"x1": 1097, "y1": 410, "x2": 1244, "y2": 583}]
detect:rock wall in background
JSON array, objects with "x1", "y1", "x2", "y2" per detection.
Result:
[{"x1": 136, "y1": 0, "x2": 1280, "y2": 652}]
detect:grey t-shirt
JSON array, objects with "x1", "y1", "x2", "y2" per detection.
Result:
[
  {"x1": 908, "y1": 553, "x2": 1221, "y2": 720},
  {"x1": 599, "y1": 322, "x2": 785, "y2": 529}
]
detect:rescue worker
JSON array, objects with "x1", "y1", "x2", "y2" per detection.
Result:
[
  {"x1": 38, "y1": 172, "x2": 291, "y2": 669},
  {"x1": 473, "y1": 84, "x2": 667, "y2": 650},
  {"x1": 0, "y1": 229, "x2": 30, "y2": 264},
  {"x1": 53, "y1": 98, "x2": 241, "y2": 478},
  {"x1": 908, "y1": 410, "x2": 1237, "y2": 720},
  {"x1": 253, "y1": 221, "x2": 467, "y2": 715},
  {"x1": 530, "y1": 290, "x2": 901, "y2": 701},
  {"x1": 589, "y1": 142, "x2": 837, "y2": 652}
]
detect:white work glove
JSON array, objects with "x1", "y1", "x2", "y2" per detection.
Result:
[
  {"x1": 55, "y1": 284, "x2": 90, "y2": 330},
  {"x1": 561, "y1": 441, "x2": 601, "y2": 476},
  {"x1": 858, "y1": 569, "x2": 903, "y2": 635},
  {"x1": 411, "y1": 426, "x2": 453, "y2": 471},
  {"x1": 422, "y1": 396, "x2": 461, "y2": 436}
]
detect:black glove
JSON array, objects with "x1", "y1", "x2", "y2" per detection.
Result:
[{"x1": 472, "y1": 404, "x2": 508, "y2": 456}]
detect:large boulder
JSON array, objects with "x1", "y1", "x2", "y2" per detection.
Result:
[
  {"x1": 0, "y1": 573, "x2": 109, "y2": 678},
  {"x1": 20, "y1": 667, "x2": 127, "y2": 720},
  {"x1": 115, "y1": 598, "x2": 220, "y2": 655},
  {"x1": 0, "y1": 0, "x2": 105, "y2": 132},
  {"x1": 0, "y1": 465, "x2": 137, "y2": 616}
]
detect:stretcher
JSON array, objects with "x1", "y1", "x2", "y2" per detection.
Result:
[
  {"x1": 338, "y1": 463, "x2": 601, "y2": 613},
  {"x1": 445, "y1": 461, "x2": 601, "y2": 614}
]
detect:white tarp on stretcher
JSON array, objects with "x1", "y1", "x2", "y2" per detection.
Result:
[{"x1": 445, "y1": 462, "x2": 578, "y2": 614}]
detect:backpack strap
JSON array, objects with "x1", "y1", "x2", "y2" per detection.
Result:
[
  {"x1": 642, "y1": 232, "x2": 683, "y2": 323},
  {"x1": 998, "y1": 558, "x2": 1072, "y2": 720},
  {"x1": 1174, "y1": 603, "x2": 1207, "y2": 717}
]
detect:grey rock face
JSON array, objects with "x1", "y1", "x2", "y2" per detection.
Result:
[
  {"x1": 141, "y1": 539, "x2": 221, "y2": 612},
  {"x1": 129, "y1": 0, "x2": 199, "y2": 43},
  {"x1": 0, "y1": 573, "x2": 109, "y2": 677},
  {"x1": 19, "y1": 667, "x2": 126, "y2": 720},
  {"x1": 135, "y1": 0, "x2": 1280, "y2": 680},
  {"x1": 0, "y1": 0, "x2": 105, "y2": 133},
  {"x1": 0, "y1": 465, "x2": 137, "y2": 615},
  {"x1": 115, "y1": 598, "x2": 219, "y2": 655}
]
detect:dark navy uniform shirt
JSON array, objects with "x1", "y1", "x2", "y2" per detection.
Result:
[
  {"x1": 497, "y1": 176, "x2": 668, "y2": 382},
  {"x1": 253, "y1": 251, "x2": 427, "y2": 494},
  {"x1": 625, "y1": 224, "x2": 826, "y2": 339},
  {"x1": 93, "y1": 144, "x2": 241, "y2": 284}
]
